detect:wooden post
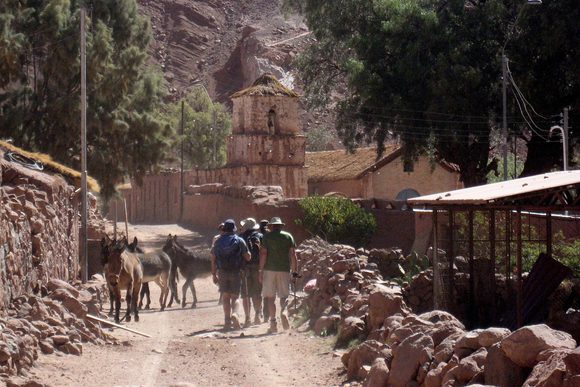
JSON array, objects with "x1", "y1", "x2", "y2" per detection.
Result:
[
  {"x1": 468, "y1": 210, "x2": 475, "y2": 327},
  {"x1": 516, "y1": 209, "x2": 523, "y2": 327},
  {"x1": 432, "y1": 209, "x2": 440, "y2": 309},
  {"x1": 448, "y1": 209, "x2": 455, "y2": 311},
  {"x1": 86, "y1": 315, "x2": 151, "y2": 337},
  {"x1": 490, "y1": 209, "x2": 496, "y2": 323},
  {"x1": 505, "y1": 210, "x2": 511, "y2": 280},
  {"x1": 546, "y1": 211, "x2": 552, "y2": 257},
  {"x1": 124, "y1": 198, "x2": 129, "y2": 239},
  {"x1": 113, "y1": 199, "x2": 118, "y2": 239}
]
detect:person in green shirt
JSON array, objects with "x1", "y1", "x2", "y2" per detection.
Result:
[{"x1": 258, "y1": 217, "x2": 298, "y2": 333}]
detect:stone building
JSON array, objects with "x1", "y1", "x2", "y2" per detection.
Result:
[{"x1": 220, "y1": 73, "x2": 307, "y2": 197}]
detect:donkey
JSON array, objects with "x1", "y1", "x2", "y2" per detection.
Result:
[
  {"x1": 128, "y1": 237, "x2": 172, "y2": 311},
  {"x1": 125, "y1": 237, "x2": 151, "y2": 310},
  {"x1": 162, "y1": 234, "x2": 212, "y2": 308},
  {"x1": 101, "y1": 236, "x2": 143, "y2": 323}
]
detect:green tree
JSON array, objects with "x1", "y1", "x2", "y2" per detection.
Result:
[
  {"x1": 0, "y1": 0, "x2": 170, "y2": 198},
  {"x1": 285, "y1": 0, "x2": 579, "y2": 185},
  {"x1": 297, "y1": 196, "x2": 377, "y2": 247},
  {"x1": 165, "y1": 87, "x2": 231, "y2": 169}
]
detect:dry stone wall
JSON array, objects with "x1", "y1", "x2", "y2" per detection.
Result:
[
  {"x1": 0, "y1": 154, "x2": 88, "y2": 309},
  {"x1": 294, "y1": 237, "x2": 580, "y2": 386}
]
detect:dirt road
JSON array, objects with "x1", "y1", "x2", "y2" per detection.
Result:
[{"x1": 27, "y1": 224, "x2": 344, "y2": 386}]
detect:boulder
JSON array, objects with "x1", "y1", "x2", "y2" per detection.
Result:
[
  {"x1": 424, "y1": 362, "x2": 447, "y2": 387},
  {"x1": 313, "y1": 315, "x2": 340, "y2": 336},
  {"x1": 523, "y1": 349, "x2": 569, "y2": 387},
  {"x1": 563, "y1": 346, "x2": 580, "y2": 375},
  {"x1": 478, "y1": 327, "x2": 511, "y2": 348},
  {"x1": 337, "y1": 317, "x2": 366, "y2": 348},
  {"x1": 368, "y1": 285, "x2": 409, "y2": 331},
  {"x1": 46, "y1": 279, "x2": 79, "y2": 298},
  {"x1": 389, "y1": 332, "x2": 434, "y2": 387},
  {"x1": 484, "y1": 343, "x2": 528, "y2": 387},
  {"x1": 434, "y1": 332, "x2": 463, "y2": 363},
  {"x1": 345, "y1": 340, "x2": 392, "y2": 380},
  {"x1": 455, "y1": 347, "x2": 487, "y2": 383},
  {"x1": 501, "y1": 324, "x2": 577, "y2": 368},
  {"x1": 363, "y1": 357, "x2": 389, "y2": 387},
  {"x1": 419, "y1": 310, "x2": 465, "y2": 330}
]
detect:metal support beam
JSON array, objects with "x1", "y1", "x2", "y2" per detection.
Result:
[
  {"x1": 516, "y1": 209, "x2": 523, "y2": 328},
  {"x1": 468, "y1": 210, "x2": 475, "y2": 326},
  {"x1": 448, "y1": 210, "x2": 455, "y2": 311},
  {"x1": 490, "y1": 210, "x2": 496, "y2": 323},
  {"x1": 546, "y1": 211, "x2": 552, "y2": 257},
  {"x1": 432, "y1": 209, "x2": 440, "y2": 309}
]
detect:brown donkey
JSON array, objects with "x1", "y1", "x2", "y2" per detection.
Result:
[{"x1": 102, "y1": 236, "x2": 143, "y2": 323}]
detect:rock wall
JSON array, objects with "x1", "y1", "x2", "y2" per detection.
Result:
[
  {"x1": 294, "y1": 237, "x2": 580, "y2": 386},
  {"x1": 0, "y1": 154, "x2": 81, "y2": 310}
]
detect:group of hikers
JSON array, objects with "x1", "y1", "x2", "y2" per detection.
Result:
[{"x1": 210, "y1": 216, "x2": 298, "y2": 333}]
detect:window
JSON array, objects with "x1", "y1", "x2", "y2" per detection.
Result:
[{"x1": 403, "y1": 160, "x2": 414, "y2": 172}]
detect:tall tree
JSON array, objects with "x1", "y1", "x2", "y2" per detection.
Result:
[
  {"x1": 165, "y1": 88, "x2": 231, "y2": 169},
  {"x1": 0, "y1": 0, "x2": 170, "y2": 198},
  {"x1": 285, "y1": 0, "x2": 579, "y2": 185}
]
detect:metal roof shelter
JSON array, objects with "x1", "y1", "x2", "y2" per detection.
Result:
[{"x1": 408, "y1": 171, "x2": 580, "y2": 328}]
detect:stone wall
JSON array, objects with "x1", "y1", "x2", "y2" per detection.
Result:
[
  {"x1": 0, "y1": 154, "x2": 80, "y2": 310},
  {"x1": 232, "y1": 95, "x2": 300, "y2": 135},
  {"x1": 226, "y1": 134, "x2": 306, "y2": 166}
]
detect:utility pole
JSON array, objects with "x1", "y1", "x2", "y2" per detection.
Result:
[
  {"x1": 563, "y1": 107, "x2": 569, "y2": 171},
  {"x1": 180, "y1": 99, "x2": 184, "y2": 221},
  {"x1": 502, "y1": 53, "x2": 509, "y2": 181},
  {"x1": 212, "y1": 108, "x2": 217, "y2": 168},
  {"x1": 80, "y1": 7, "x2": 88, "y2": 283}
]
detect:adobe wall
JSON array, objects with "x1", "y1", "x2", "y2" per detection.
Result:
[
  {"x1": 308, "y1": 179, "x2": 364, "y2": 198},
  {"x1": 181, "y1": 184, "x2": 309, "y2": 242},
  {"x1": 365, "y1": 157, "x2": 463, "y2": 199},
  {"x1": 0, "y1": 155, "x2": 82, "y2": 309},
  {"x1": 226, "y1": 134, "x2": 306, "y2": 166},
  {"x1": 232, "y1": 95, "x2": 300, "y2": 135}
]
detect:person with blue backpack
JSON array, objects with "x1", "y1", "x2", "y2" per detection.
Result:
[
  {"x1": 211, "y1": 219, "x2": 250, "y2": 331},
  {"x1": 239, "y1": 217, "x2": 264, "y2": 327}
]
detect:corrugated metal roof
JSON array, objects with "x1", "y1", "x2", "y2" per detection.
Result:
[{"x1": 408, "y1": 170, "x2": 580, "y2": 206}]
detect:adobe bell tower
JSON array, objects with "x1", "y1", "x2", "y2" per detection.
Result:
[{"x1": 224, "y1": 74, "x2": 307, "y2": 197}]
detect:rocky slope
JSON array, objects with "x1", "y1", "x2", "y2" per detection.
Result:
[{"x1": 139, "y1": 0, "x2": 309, "y2": 100}]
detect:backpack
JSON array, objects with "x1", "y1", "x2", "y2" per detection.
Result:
[{"x1": 214, "y1": 234, "x2": 243, "y2": 271}]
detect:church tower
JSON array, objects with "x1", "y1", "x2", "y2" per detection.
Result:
[{"x1": 225, "y1": 74, "x2": 307, "y2": 197}]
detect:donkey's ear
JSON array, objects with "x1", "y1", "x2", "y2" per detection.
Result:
[{"x1": 133, "y1": 236, "x2": 138, "y2": 245}]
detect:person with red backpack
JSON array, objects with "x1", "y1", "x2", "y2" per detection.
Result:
[
  {"x1": 211, "y1": 219, "x2": 250, "y2": 331},
  {"x1": 239, "y1": 217, "x2": 264, "y2": 327}
]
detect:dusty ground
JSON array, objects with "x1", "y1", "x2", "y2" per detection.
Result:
[{"x1": 27, "y1": 224, "x2": 344, "y2": 386}]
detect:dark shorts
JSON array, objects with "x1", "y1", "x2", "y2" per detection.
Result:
[
  {"x1": 241, "y1": 265, "x2": 262, "y2": 298},
  {"x1": 218, "y1": 270, "x2": 241, "y2": 296}
]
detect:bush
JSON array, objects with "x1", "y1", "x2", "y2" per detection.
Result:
[{"x1": 296, "y1": 196, "x2": 377, "y2": 247}]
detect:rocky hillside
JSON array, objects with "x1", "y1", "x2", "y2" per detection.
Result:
[
  {"x1": 137, "y1": 0, "x2": 338, "y2": 141},
  {"x1": 139, "y1": 0, "x2": 305, "y2": 99}
]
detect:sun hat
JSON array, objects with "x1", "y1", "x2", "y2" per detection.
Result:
[
  {"x1": 223, "y1": 219, "x2": 236, "y2": 232},
  {"x1": 259, "y1": 219, "x2": 269, "y2": 226},
  {"x1": 269, "y1": 217, "x2": 285, "y2": 225},
  {"x1": 240, "y1": 218, "x2": 259, "y2": 232}
]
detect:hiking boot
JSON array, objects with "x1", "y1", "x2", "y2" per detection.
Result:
[
  {"x1": 280, "y1": 310, "x2": 290, "y2": 330},
  {"x1": 244, "y1": 316, "x2": 252, "y2": 328},
  {"x1": 231, "y1": 313, "x2": 241, "y2": 330},
  {"x1": 267, "y1": 320, "x2": 278, "y2": 334}
]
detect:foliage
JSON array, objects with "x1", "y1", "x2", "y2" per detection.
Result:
[
  {"x1": 164, "y1": 88, "x2": 231, "y2": 169},
  {"x1": 296, "y1": 196, "x2": 376, "y2": 247},
  {"x1": 0, "y1": 0, "x2": 170, "y2": 198},
  {"x1": 392, "y1": 252, "x2": 431, "y2": 286},
  {"x1": 305, "y1": 126, "x2": 336, "y2": 152},
  {"x1": 284, "y1": 0, "x2": 580, "y2": 184}
]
